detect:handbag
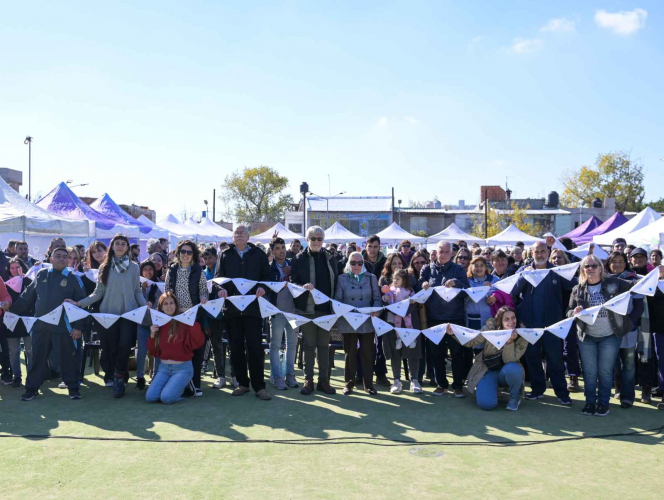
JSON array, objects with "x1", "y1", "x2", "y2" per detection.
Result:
[{"x1": 483, "y1": 351, "x2": 504, "y2": 372}]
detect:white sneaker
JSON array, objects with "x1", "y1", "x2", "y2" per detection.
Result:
[
  {"x1": 411, "y1": 379, "x2": 423, "y2": 394},
  {"x1": 213, "y1": 377, "x2": 226, "y2": 389},
  {"x1": 390, "y1": 379, "x2": 403, "y2": 394},
  {"x1": 58, "y1": 381, "x2": 67, "y2": 389},
  {"x1": 194, "y1": 388, "x2": 203, "y2": 397},
  {"x1": 231, "y1": 376, "x2": 239, "y2": 388}
]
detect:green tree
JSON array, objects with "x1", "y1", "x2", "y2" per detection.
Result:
[
  {"x1": 637, "y1": 198, "x2": 664, "y2": 213},
  {"x1": 560, "y1": 151, "x2": 645, "y2": 212},
  {"x1": 471, "y1": 202, "x2": 545, "y2": 238},
  {"x1": 220, "y1": 166, "x2": 294, "y2": 226}
]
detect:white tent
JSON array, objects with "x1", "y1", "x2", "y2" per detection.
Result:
[
  {"x1": 374, "y1": 222, "x2": 425, "y2": 245},
  {"x1": 427, "y1": 222, "x2": 484, "y2": 244},
  {"x1": 198, "y1": 217, "x2": 233, "y2": 242},
  {"x1": 324, "y1": 222, "x2": 363, "y2": 244},
  {"x1": 252, "y1": 222, "x2": 303, "y2": 244},
  {"x1": 137, "y1": 215, "x2": 169, "y2": 238},
  {"x1": 182, "y1": 217, "x2": 218, "y2": 242},
  {"x1": 593, "y1": 207, "x2": 662, "y2": 246},
  {"x1": 157, "y1": 214, "x2": 197, "y2": 241},
  {"x1": 486, "y1": 224, "x2": 544, "y2": 246}
]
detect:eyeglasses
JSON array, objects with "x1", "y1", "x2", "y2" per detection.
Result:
[
  {"x1": 179, "y1": 249, "x2": 194, "y2": 256},
  {"x1": 350, "y1": 260, "x2": 363, "y2": 266},
  {"x1": 309, "y1": 237, "x2": 323, "y2": 242},
  {"x1": 402, "y1": 244, "x2": 410, "y2": 248},
  {"x1": 456, "y1": 256, "x2": 469, "y2": 261},
  {"x1": 584, "y1": 264, "x2": 599, "y2": 270}
]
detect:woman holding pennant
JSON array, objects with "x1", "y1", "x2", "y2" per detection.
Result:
[{"x1": 72, "y1": 235, "x2": 147, "y2": 399}]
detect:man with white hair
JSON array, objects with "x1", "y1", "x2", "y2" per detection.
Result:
[
  {"x1": 418, "y1": 240, "x2": 470, "y2": 397},
  {"x1": 511, "y1": 241, "x2": 576, "y2": 404}
]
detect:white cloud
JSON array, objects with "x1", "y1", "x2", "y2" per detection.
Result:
[
  {"x1": 509, "y1": 38, "x2": 544, "y2": 54},
  {"x1": 595, "y1": 8, "x2": 647, "y2": 36},
  {"x1": 377, "y1": 117, "x2": 388, "y2": 126},
  {"x1": 403, "y1": 116, "x2": 418, "y2": 125},
  {"x1": 540, "y1": 17, "x2": 575, "y2": 33}
]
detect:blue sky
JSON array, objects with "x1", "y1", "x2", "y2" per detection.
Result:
[{"x1": 1, "y1": 1, "x2": 662, "y2": 221}]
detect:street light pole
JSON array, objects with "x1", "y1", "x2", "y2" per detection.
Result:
[
  {"x1": 309, "y1": 191, "x2": 346, "y2": 229},
  {"x1": 24, "y1": 136, "x2": 33, "y2": 201}
]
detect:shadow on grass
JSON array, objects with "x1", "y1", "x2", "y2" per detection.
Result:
[{"x1": 1, "y1": 354, "x2": 662, "y2": 447}]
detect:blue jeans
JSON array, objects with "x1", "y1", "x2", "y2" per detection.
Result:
[
  {"x1": 614, "y1": 346, "x2": 636, "y2": 404},
  {"x1": 6, "y1": 336, "x2": 33, "y2": 381},
  {"x1": 136, "y1": 326, "x2": 151, "y2": 378},
  {"x1": 475, "y1": 362, "x2": 523, "y2": 410},
  {"x1": 578, "y1": 334, "x2": 621, "y2": 406},
  {"x1": 146, "y1": 361, "x2": 193, "y2": 404},
  {"x1": 269, "y1": 314, "x2": 297, "y2": 379}
]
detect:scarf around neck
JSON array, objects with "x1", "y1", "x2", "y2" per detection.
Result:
[
  {"x1": 112, "y1": 255, "x2": 130, "y2": 275},
  {"x1": 348, "y1": 271, "x2": 365, "y2": 283}
]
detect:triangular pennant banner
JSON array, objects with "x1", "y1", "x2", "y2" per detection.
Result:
[
  {"x1": 312, "y1": 314, "x2": 340, "y2": 331},
  {"x1": 603, "y1": 291, "x2": 631, "y2": 316},
  {"x1": 310, "y1": 289, "x2": 331, "y2": 305},
  {"x1": 173, "y1": 305, "x2": 201, "y2": 326},
  {"x1": 449, "y1": 323, "x2": 482, "y2": 345},
  {"x1": 232, "y1": 278, "x2": 258, "y2": 295},
  {"x1": 226, "y1": 295, "x2": 257, "y2": 312},
  {"x1": 342, "y1": 312, "x2": 370, "y2": 331},
  {"x1": 331, "y1": 299, "x2": 355, "y2": 315},
  {"x1": 257, "y1": 297, "x2": 281, "y2": 318},
  {"x1": 149, "y1": 308, "x2": 173, "y2": 327},
  {"x1": 39, "y1": 305, "x2": 63, "y2": 326},
  {"x1": 63, "y1": 302, "x2": 90, "y2": 323},
  {"x1": 5, "y1": 276, "x2": 23, "y2": 293},
  {"x1": 287, "y1": 283, "x2": 309, "y2": 299},
  {"x1": 212, "y1": 277, "x2": 232, "y2": 286},
  {"x1": 464, "y1": 286, "x2": 491, "y2": 304},
  {"x1": 546, "y1": 317, "x2": 574, "y2": 339},
  {"x1": 630, "y1": 268, "x2": 660, "y2": 297},
  {"x1": 516, "y1": 328, "x2": 545, "y2": 345},
  {"x1": 385, "y1": 298, "x2": 410, "y2": 318},
  {"x1": 201, "y1": 298, "x2": 224, "y2": 318},
  {"x1": 22, "y1": 316, "x2": 38, "y2": 333},
  {"x1": 493, "y1": 273, "x2": 521, "y2": 294},
  {"x1": 371, "y1": 316, "x2": 394, "y2": 337},
  {"x1": 25, "y1": 263, "x2": 44, "y2": 281},
  {"x1": 122, "y1": 305, "x2": 148, "y2": 325},
  {"x1": 261, "y1": 281, "x2": 287, "y2": 293},
  {"x1": 421, "y1": 323, "x2": 447, "y2": 345},
  {"x1": 355, "y1": 306, "x2": 384, "y2": 314},
  {"x1": 91, "y1": 313, "x2": 121, "y2": 329},
  {"x1": 522, "y1": 269, "x2": 550, "y2": 288},
  {"x1": 85, "y1": 269, "x2": 99, "y2": 282},
  {"x1": 282, "y1": 312, "x2": 310, "y2": 329},
  {"x1": 659, "y1": 281, "x2": 664, "y2": 294},
  {"x1": 481, "y1": 329, "x2": 514, "y2": 349},
  {"x1": 3, "y1": 311, "x2": 20, "y2": 331},
  {"x1": 434, "y1": 286, "x2": 463, "y2": 302},
  {"x1": 410, "y1": 287, "x2": 433, "y2": 304},
  {"x1": 206, "y1": 280, "x2": 213, "y2": 294},
  {"x1": 551, "y1": 262, "x2": 580, "y2": 282},
  {"x1": 395, "y1": 328, "x2": 420, "y2": 348},
  {"x1": 574, "y1": 304, "x2": 603, "y2": 325}
]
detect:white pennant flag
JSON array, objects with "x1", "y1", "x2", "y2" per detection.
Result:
[
  {"x1": 85, "y1": 269, "x2": 99, "y2": 282},
  {"x1": 410, "y1": 287, "x2": 433, "y2": 304},
  {"x1": 371, "y1": 316, "x2": 393, "y2": 337},
  {"x1": 261, "y1": 281, "x2": 287, "y2": 293},
  {"x1": 493, "y1": 273, "x2": 521, "y2": 294},
  {"x1": 546, "y1": 317, "x2": 575, "y2": 339},
  {"x1": 355, "y1": 306, "x2": 384, "y2": 314},
  {"x1": 310, "y1": 288, "x2": 331, "y2": 305},
  {"x1": 481, "y1": 329, "x2": 514, "y2": 349},
  {"x1": 5, "y1": 276, "x2": 24, "y2": 294},
  {"x1": 40, "y1": 305, "x2": 63, "y2": 326},
  {"x1": 434, "y1": 286, "x2": 463, "y2": 302},
  {"x1": 544, "y1": 233, "x2": 567, "y2": 252},
  {"x1": 551, "y1": 262, "x2": 580, "y2": 282},
  {"x1": 449, "y1": 324, "x2": 482, "y2": 345},
  {"x1": 212, "y1": 277, "x2": 232, "y2": 286},
  {"x1": 422, "y1": 323, "x2": 447, "y2": 345},
  {"x1": 122, "y1": 305, "x2": 148, "y2": 324},
  {"x1": 385, "y1": 298, "x2": 410, "y2": 318},
  {"x1": 574, "y1": 305, "x2": 603, "y2": 325},
  {"x1": 395, "y1": 328, "x2": 420, "y2": 348},
  {"x1": 92, "y1": 313, "x2": 121, "y2": 329},
  {"x1": 226, "y1": 295, "x2": 256, "y2": 312},
  {"x1": 22, "y1": 316, "x2": 38, "y2": 333},
  {"x1": 342, "y1": 312, "x2": 370, "y2": 331},
  {"x1": 149, "y1": 308, "x2": 172, "y2": 327},
  {"x1": 658, "y1": 281, "x2": 664, "y2": 294},
  {"x1": 258, "y1": 297, "x2": 281, "y2": 318},
  {"x1": 206, "y1": 280, "x2": 213, "y2": 294},
  {"x1": 232, "y1": 278, "x2": 258, "y2": 295},
  {"x1": 516, "y1": 328, "x2": 545, "y2": 345},
  {"x1": 331, "y1": 299, "x2": 355, "y2": 315},
  {"x1": 25, "y1": 263, "x2": 44, "y2": 281},
  {"x1": 630, "y1": 268, "x2": 660, "y2": 297},
  {"x1": 3, "y1": 311, "x2": 20, "y2": 331},
  {"x1": 603, "y1": 291, "x2": 631, "y2": 316},
  {"x1": 464, "y1": 286, "x2": 491, "y2": 303},
  {"x1": 173, "y1": 305, "x2": 200, "y2": 326},
  {"x1": 568, "y1": 243, "x2": 609, "y2": 260},
  {"x1": 63, "y1": 302, "x2": 90, "y2": 323},
  {"x1": 201, "y1": 298, "x2": 224, "y2": 318},
  {"x1": 282, "y1": 312, "x2": 310, "y2": 328},
  {"x1": 287, "y1": 283, "x2": 309, "y2": 299},
  {"x1": 522, "y1": 269, "x2": 550, "y2": 288},
  {"x1": 312, "y1": 314, "x2": 340, "y2": 331}
]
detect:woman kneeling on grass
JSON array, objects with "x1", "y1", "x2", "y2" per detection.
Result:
[
  {"x1": 447, "y1": 306, "x2": 528, "y2": 411},
  {"x1": 146, "y1": 292, "x2": 205, "y2": 404}
]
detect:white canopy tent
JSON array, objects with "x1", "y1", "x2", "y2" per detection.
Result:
[
  {"x1": 198, "y1": 217, "x2": 233, "y2": 242},
  {"x1": 157, "y1": 214, "x2": 198, "y2": 243},
  {"x1": 324, "y1": 222, "x2": 363, "y2": 244},
  {"x1": 374, "y1": 222, "x2": 425, "y2": 246},
  {"x1": 182, "y1": 217, "x2": 218, "y2": 242},
  {"x1": 486, "y1": 224, "x2": 544, "y2": 247},
  {"x1": 593, "y1": 207, "x2": 661, "y2": 246},
  {"x1": 624, "y1": 216, "x2": 664, "y2": 247},
  {"x1": 252, "y1": 222, "x2": 303, "y2": 244},
  {"x1": 427, "y1": 223, "x2": 485, "y2": 244},
  {"x1": 135, "y1": 215, "x2": 170, "y2": 240}
]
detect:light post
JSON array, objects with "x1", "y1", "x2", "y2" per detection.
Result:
[
  {"x1": 204, "y1": 199, "x2": 209, "y2": 219},
  {"x1": 309, "y1": 191, "x2": 346, "y2": 229},
  {"x1": 24, "y1": 136, "x2": 33, "y2": 201},
  {"x1": 398, "y1": 199, "x2": 402, "y2": 226}
]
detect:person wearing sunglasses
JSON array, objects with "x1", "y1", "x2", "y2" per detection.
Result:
[
  {"x1": 568, "y1": 255, "x2": 638, "y2": 417},
  {"x1": 454, "y1": 247, "x2": 472, "y2": 272},
  {"x1": 399, "y1": 239, "x2": 414, "y2": 266}
]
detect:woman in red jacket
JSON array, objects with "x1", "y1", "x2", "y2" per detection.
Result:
[{"x1": 146, "y1": 292, "x2": 205, "y2": 404}]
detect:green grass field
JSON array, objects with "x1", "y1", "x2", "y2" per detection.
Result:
[{"x1": 1, "y1": 354, "x2": 663, "y2": 500}]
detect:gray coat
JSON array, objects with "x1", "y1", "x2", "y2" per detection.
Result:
[{"x1": 333, "y1": 273, "x2": 381, "y2": 334}]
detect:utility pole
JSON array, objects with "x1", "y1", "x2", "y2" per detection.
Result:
[
  {"x1": 213, "y1": 189, "x2": 216, "y2": 222},
  {"x1": 484, "y1": 187, "x2": 488, "y2": 239},
  {"x1": 24, "y1": 136, "x2": 33, "y2": 201}
]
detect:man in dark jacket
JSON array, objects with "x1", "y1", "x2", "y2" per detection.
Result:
[
  {"x1": 6, "y1": 247, "x2": 87, "y2": 401},
  {"x1": 290, "y1": 226, "x2": 338, "y2": 395},
  {"x1": 418, "y1": 241, "x2": 470, "y2": 397},
  {"x1": 511, "y1": 241, "x2": 575, "y2": 404},
  {"x1": 215, "y1": 225, "x2": 273, "y2": 400}
]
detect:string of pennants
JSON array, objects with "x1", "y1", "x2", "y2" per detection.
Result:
[{"x1": 4, "y1": 265, "x2": 663, "y2": 351}]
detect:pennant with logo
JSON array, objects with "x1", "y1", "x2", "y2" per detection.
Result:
[
  {"x1": 574, "y1": 305, "x2": 603, "y2": 325},
  {"x1": 449, "y1": 323, "x2": 482, "y2": 345},
  {"x1": 257, "y1": 297, "x2": 281, "y2": 318},
  {"x1": 551, "y1": 262, "x2": 580, "y2": 282},
  {"x1": 261, "y1": 281, "x2": 287, "y2": 293},
  {"x1": 5, "y1": 276, "x2": 23, "y2": 294},
  {"x1": 522, "y1": 269, "x2": 550, "y2": 288},
  {"x1": 310, "y1": 288, "x2": 331, "y2": 305},
  {"x1": 91, "y1": 313, "x2": 121, "y2": 329},
  {"x1": 410, "y1": 287, "x2": 433, "y2": 304},
  {"x1": 516, "y1": 328, "x2": 545, "y2": 345},
  {"x1": 342, "y1": 312, "x2": 370, "y2": 331},
  {"x1": 481, "y1": 329, "x2": 514, "y2": 349},
  {"x1": 331, "y1": 299, "x2": 355, "y2": 315},
  {"x1": 493, "y1": 273, "x2": 521, "y2": 294},
  {"x1": 312, "y1": 314, "x2": 340, "y2": 331},
  {"x1": 22, "y1": 316, "x2": 38, "y2": 333},
  {"x1": 232, "y1": 278, "x2": 258, "y2": 295},
  {"x1": 226, "y1": 295, "x2": 256, "y2": 312},
  {"x1": 434, "y1": 286, "x2": 463, "y2": 302},
  {"x1": 422, "y1": 323, "x2": 447, "y2": 345},
  {"x1": 282, "y1": 312, "x2": 310, "y2": 329},
  {"x1": 122, "y1": 305, "x2": 148, "y2": 325},
  {"x1": 85, "y1": 269, "x2": 99, "y2": 282},
  {"x1": 3, "y1": 311, "x2": 20, "y2": 331},
  {"x1": 371, "y1": 316, "x2": 394, "y2": 337},
  {"x1": 630, "y1": 268, "x2": 660, "y2": 297},
  {"x1": 287, "y1": 283, "x2": 309, "y2": 299},
  {"x1": 39, "y1": 305, "x2": 63, "y2": 326},
  {"x1": 464, "y1": 286, "x2": 491, "y2": 303},
  {"x1": 201, "y1": 298, "x2": 224, "y2": 318},
  {"x1": 395, "y1": 328, "x2": 420, "y2": 348},
  {"x1": 385, "y1": 298, "x2": 410, "y2": 318},
  {"x1": 546, "y1": 317, "x2": 574, "y2": 339},
  {"x1": 149, "y1": 308, "x2": 172, "y2": 327},
  {"x1": 173, "y1": 304, "x2": 200, "y2": 326},
  {"x1": 63, "y1": 302, "x2": 90, "y2": 323},
  {"x1": 603, "y1": 291, "x2": 631, "y2": 316}
]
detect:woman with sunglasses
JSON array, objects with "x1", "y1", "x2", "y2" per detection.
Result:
[
  {"x1": 454, "y1": 247, "x2": 472, "y2": 272},
  {"x1": 164, "y1": 240, "x2": 208, "y2": 397},
  {"x1": 567, "y1": 255, "x2": 638, "y2": 417},
  {"x1": 399, "y1": 240, "x2": 414, "y2": 266}
]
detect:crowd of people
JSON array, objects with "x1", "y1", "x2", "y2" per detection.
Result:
[{"x1": 1, "y1": 227, "x2": 663, "y2": 417}]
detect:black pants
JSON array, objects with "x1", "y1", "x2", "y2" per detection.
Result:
[
  {"x1": 344, "y1": 332, "x2": 376, "y2": 389},
  {"x1": 100, "y1": 318, "x2": 136, "y2": 378},
  {"x1": 0, "y1": 335, "x2": 11, "y2": 379},
  {"x1": 26, "y1": 329, "x2": 80, "y2": 392},
  {"x1": 209, "y1": 318, "x2": 228, "y2": 378},
  {"x1": 227, "y1": 316, "x2": 265, "y2": 393},
  {"x1": 428, "y1": 318, "x2": 465, "y2": 391}
]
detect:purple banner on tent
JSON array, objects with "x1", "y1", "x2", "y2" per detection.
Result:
[
  {"x1": 563, "y1": 215, "x2": 602, "y2": 243},
  {"x1": 575, "y1": 212, "x2": 628, "y2": 245},
  {"x1": 91, "y1": 193, "x2": 152, "y2": 234}
]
